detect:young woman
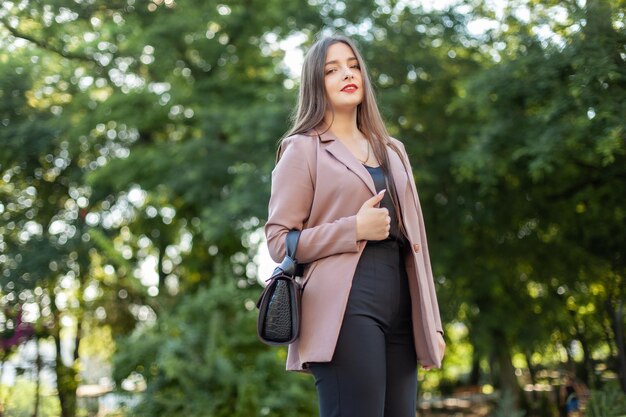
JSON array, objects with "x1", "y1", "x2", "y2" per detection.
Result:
[{"x1": 265, "y1": 35, "x2": 445, "y2": 417}]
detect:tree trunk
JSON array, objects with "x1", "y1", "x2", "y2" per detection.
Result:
[
  {"x1": 584, "y1": 0, "x2": 614, "y2": 42},
  {"x1": 613, "y1": 299, "x2": 626, "y2": 393},
  {"x1": 32, "y1": 337, "x2": 41, "y2": 417},
  {"x1": 157, "y1": 238, "x2": 166, "y2": 295},
  {"x1": 469, "y1": 354, "x2": 481, "y2": 386},
  {"x1": 603, "y1": 315, "x2": 617, "y2": 359},
  {"x1": 604, "y1": 282, "x2": 626, "y2": 394},
  {"x1": 50, "y1": 286, "x2": 78, "y2": 417},
  {"x1": 492, "y1": 330, "x2": 520, "y2": 409},
  {"x1": 525, "y1": 352, "x2": 537, "y2": 402},
  {"x1": 576, "y1": 329, "x2": 594, "y2": 388},
  {"x1": 55, "y1": 333, "x2": 78, "y2": 417}
]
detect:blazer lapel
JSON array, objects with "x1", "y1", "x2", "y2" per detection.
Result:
[
  {"x1": 318, "y1": 131, "x2": 377, "y2": 196},
  {"x1": 315, "y1": 128, "x2": 411, "y2": 201},
  {"x1": 387, "y1": 145, "x2": 411, "y2": 209}
]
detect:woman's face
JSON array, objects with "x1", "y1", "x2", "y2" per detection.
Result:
[{"x1": 323, "y1": 42, "x2": 364, "y2": 113}]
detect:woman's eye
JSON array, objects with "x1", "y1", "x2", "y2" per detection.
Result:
[
  {"x1": 325, "y1": 68, "x2": 337, "y2": 74},
  {"x1": 351, "y1": 64, "x2": 360, "y2": 69}
]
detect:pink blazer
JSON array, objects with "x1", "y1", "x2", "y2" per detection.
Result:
[{"x1": 265, "y1": 128, "x2": 443, "y2": 371}]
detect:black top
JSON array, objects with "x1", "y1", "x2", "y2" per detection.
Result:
[{"x1": 363, "y1": 164, "x2": 406, "y2": 245}]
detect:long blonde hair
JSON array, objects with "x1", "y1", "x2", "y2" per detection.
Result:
[{"x1": 279, "y1": 34, "x2": 409, "y2": 241}]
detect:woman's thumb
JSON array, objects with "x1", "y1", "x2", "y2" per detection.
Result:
[{"x1": 363, "y1": 189, "x2": 386, "y2": 207}]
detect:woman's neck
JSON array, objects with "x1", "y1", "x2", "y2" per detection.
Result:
[{"x1": 324, "y1": 110, "x2": 362, "y2": 143}]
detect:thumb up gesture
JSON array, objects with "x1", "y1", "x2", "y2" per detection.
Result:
[{"x1": 356, "y1": 190, "x2": 390, "y2": 241}]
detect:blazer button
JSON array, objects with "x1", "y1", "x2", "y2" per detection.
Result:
[{"x1": 413, "y1": 243, "x2": 421, "y2": 253}]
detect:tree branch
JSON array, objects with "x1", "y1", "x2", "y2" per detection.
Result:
[{"x1": 0, "y1": 18, "x2": 102, "y2": 65}]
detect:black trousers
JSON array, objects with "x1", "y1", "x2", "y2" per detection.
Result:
[{"x1": 309, "y1": 239, "x2": 417, "y2": 417}]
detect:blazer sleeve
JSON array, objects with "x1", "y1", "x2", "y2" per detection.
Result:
[{"x1": 265, "y1": 136, "x2": 362, "y2": 264}]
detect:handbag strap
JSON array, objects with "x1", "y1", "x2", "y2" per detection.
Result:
[
  {"x1": 274, "y1": 230, "x2": 302, "y2": 277},
  {"x1": 285, "y1": 229, "x2": 300, "y2": 260}
]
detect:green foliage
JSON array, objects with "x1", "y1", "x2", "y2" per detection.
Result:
[
  {"x1": 1, "y1": 1, "x2": 317, "y2": 414},
  {"x1": 436, "y1": 0, "x2": 626, "y2": 392},
  {"x1": 0, "y1": 379, "x2": 61, "y2": 417},
  {"x1": 586, "y1": 382, "x2": 626, "y2": 417},
  {"x1": 1, "y1": 0, "x2": 626, "y2": 415},
  {"x1": 112, "y1": 271, "x2": 317, "y2": 417}
]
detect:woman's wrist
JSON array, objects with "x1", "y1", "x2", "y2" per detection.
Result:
[{"x1": 355, "y1": 213, "x2": 363, "y2": 241}]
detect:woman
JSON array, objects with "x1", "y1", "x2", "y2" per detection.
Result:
[
  {"x1": 265, "y1": 35, "x2": 445, "y2": 417},
  {"x1": 560, "y1": 373, "x2": 587, "y2": 417}
]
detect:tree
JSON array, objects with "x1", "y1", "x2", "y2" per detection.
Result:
[
  {"x1": 449, "y1": 0, "x2": 626, "y2": 393},
  {"x1": 112, "y1": 269, "x2": 317, "y2": 417},
  {"x1": 1, "y1": 0, "x2": 321, "y2": 415}
]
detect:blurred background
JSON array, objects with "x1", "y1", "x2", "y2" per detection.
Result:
[{"x1": 0, "y1": 0, "x2": 625, "y2": 416}]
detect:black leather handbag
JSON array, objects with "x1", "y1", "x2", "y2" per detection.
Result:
[{"x1": 256, "y1": 230, "x2": 304, "y2": 346}]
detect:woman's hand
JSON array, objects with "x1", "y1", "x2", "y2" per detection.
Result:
[
  {"x1": 423, "y1": 333, "x2": 446, "y2": 371},
  {"x1": 356, "y1": 190, "x2": 390, "y2": 241}
]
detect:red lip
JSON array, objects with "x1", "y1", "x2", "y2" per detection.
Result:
[{"x1": 341, "y1": 84, "x2": 358, "y2": 92}]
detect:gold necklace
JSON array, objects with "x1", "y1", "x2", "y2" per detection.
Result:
[{"x1": 357, "y1": 140, "x2": 370, "y2": 164}]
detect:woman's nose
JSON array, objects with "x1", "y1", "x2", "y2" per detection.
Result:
[{"x1": 343, "y1": 67, "x2": 354, "y2": 79}]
